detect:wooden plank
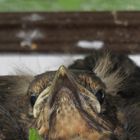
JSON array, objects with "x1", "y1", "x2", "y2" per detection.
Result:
[
  {"x1": 0, "y1": 27, "x2": 140, "y2": 43},
  {"x1": 1, "y1": 12, "x2": 140, "y2": 26},
  {"x1": 0, "y1": 42, "x2": 139, "y2": 54},
  {"x1": 0, "y1": 12, "x2": 140, "y2": 54}
]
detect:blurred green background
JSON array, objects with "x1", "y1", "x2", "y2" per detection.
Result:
[{"x1": 0, "y1": 0, "x2": 139, "y2": 12}]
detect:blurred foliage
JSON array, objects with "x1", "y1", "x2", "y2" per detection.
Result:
[
  {"x1": 29, "y1": 128, "x2": 43, "y2": 140},
  {"x1": 0, "y1": 0, "x2": 140, "y2": 11}
]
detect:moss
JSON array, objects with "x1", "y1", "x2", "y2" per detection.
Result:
[{"x1": 0, "y1": 0, "x2": 140, "y2": 12}]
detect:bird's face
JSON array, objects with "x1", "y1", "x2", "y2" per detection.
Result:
[{"x1": 28, "y1": 65, "x2": 117, "y2": 140}]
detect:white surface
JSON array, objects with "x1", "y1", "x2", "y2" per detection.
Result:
[
  {"x1": 0, "y1": 54, "x2": 84, "y2": 75},
  {"x1": 129, "y1": 55, "x2": 140, "y2": 66},
  {"x1": 0, "y1": 54, "x2": 139, "y2": 75},
  {"x1": 77, "y1": 40, "x2": 104, "y2": 50}
]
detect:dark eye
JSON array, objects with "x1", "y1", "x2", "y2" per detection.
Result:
[
  {"x1": 30, "y1": 94, "x2": 37, "y2": 107},
  {"x1": 95, "y1": 90, "x2": 105, "y2": 104}
]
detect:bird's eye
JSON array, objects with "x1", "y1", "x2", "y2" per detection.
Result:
[
  {"x1": 30, "y1": 94, "x2": 37, "y2": 107},
  {"x1": 95, "y1": 90, "x2": 105, "y2": 104}
]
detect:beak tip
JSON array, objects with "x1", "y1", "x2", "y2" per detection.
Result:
[{"x1": 58, "y1": 65, "x2": 67, "y2": 76}]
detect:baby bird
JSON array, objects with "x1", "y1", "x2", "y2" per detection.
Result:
[{"x1": 0, "y1": 51, "x2": 140, "y2": 140}]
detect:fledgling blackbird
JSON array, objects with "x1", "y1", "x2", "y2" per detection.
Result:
[{"x1": 0, "y1": 51, "x2": 140, "y2": 140}]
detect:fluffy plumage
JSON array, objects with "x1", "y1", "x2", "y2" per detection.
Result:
[{"x1": 0, "y1": 51, "x2": 140, "y2": 140}]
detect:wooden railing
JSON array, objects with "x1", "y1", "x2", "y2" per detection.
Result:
[{"x1": 0, "y1": 12, "x2": 140, "y2": 54}]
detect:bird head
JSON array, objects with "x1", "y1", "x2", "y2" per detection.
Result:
[{"x1": 28, "y1": 65, "x2": 118, "y2": 140}]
